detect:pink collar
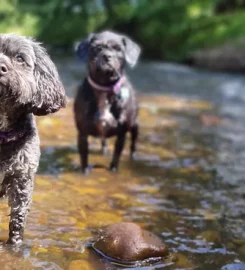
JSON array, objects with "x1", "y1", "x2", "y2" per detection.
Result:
[{"x1": 87, "y1": 75, "x2": 125, "y2": 94}]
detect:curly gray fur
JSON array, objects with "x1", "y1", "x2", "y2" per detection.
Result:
[{"x1": 0, "y1": 34, "x2": 66, "y2": 245}]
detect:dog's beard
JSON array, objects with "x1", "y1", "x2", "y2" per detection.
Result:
[
  {"x1": 89, "y1": 57, "x2": 123, "y2": 85},
  {"x1": 0, "y1": 71, "x2": 35, "y2": 106}
]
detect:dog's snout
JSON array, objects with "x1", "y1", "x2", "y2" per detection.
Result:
[
  {"x1": 106, "y1": 70, "x2": 114, "y2": 77},
  {"x1": 0, "y1": 63, "x2": 8, "y2": 75},
  {"x1": 102, "y1": 53, "x2": 112, "y2": 62},
  {"x1": 103, "y1": 54, "x2": 109, "y2": 61}
]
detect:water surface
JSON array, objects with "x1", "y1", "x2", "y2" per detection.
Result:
[{"x1": 0, "y1": 59, "x2": 244, "y2": 269}]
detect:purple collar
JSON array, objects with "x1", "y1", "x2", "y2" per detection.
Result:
[
  {"x1": 87, "y1": 76, "x2": 125, "y2": 94},
  {"x1": 0, "y1": 130, "x2": 25, "y2": 144}
]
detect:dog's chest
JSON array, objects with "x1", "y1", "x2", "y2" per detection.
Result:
[
  {"x1": 87, "y1": 97, "x2": 118, "y2": 137},
  {"x1": 0, "y1": 112, "x2": 9, "y2": 130}
]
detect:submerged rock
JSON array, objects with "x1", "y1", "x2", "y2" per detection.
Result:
[
  {"x1": 68, "y1": 260, "x2": 93, "y2": 270},
  {"x1": 221, "y1": 264, "x2": 245, "y2": 270},
  {"x1": 92, "y1": 222, "x2": 169, "y2": 265}
]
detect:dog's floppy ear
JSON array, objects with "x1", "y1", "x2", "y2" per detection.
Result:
[
  {"x1": 122, "y1": 36, "x2": 141, "y2": 68},
  {"x1": 31, "y1": 41, "x2": 66, "y2": 116},
  {"x1": 76, "y1": 33, "x2": 94, "y2": 62}
]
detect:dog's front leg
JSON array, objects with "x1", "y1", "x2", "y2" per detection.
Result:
[
  {"x1": 110, "y1": 125, "x2": 127, "y2": 172},
  {"x1": 101, "y1": 138, "x2": 108, "y2": 155},
  {"x1": 5, "y1": 173, "x2": 34, "y2": 245},
  {"x1": 130, "y1": 123, "x2": 139, "y2": 159},
  {"x1": 78, "y1": 133, "x2": 90, "y2": 174}
]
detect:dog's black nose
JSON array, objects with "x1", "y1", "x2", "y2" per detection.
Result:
[
  {"x1": 0, "y1": 64, "x2": 8, "y2": 75},
  {"x1": 103, "y1": 54, "x2": 111, "y2": 61}
]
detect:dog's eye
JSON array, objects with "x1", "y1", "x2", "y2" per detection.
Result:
[
  {"x1": 95, "y1": 47, "x2": 102, "y2": 53},
  {"x1": 16, "y1": 55, "x2": 25, "y2": 63},
  {"x1": 112, "y1": 45, "x2": 121, "y2": 51}
]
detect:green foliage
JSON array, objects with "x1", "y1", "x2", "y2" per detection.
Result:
[
  {"x1": 0, "y1": 0, "x2": 38, "y2": 36},
  {"x1": 0, "y1": 0, "x2": 245, "y2": 60},
  {"x1": 130, "y1": 0, "x2": 245, "y2": 60}
]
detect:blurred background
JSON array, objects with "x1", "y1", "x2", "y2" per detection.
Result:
[{"x1": 1, "y1": 0, "x2": 245, "y2": 71}]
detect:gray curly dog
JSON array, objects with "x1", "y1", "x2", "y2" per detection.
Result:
[{"x1": 0, "y1": 34, "x2": 66, "y2": 245}]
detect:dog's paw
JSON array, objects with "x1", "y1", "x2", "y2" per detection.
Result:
[
  {"x1": 109, "y1": 164, "x2": 118, "y2": 173},
  {"x1": 101, "y1": 147, "x2": 109, "y2": 156},
  {"x1": 130, "y1": 152, "x2": 138, "y2": 160},
  {"x1": 82, "y1": 167, "x2": 91, "y2": 175},
  {"x1": 5, "y1": 237, "x2": 23, "y2": 247}
]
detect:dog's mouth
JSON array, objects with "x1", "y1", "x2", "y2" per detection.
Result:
[
  {"x1": 104, "y1": 69, "x2": 120, "y2": 81},
  {"x1": 0, "y1": 82, "x2": 8, "y2": 97},
  {"x1": 0, "y1": 77, "x2": 8, "y2": 87},
  {"x1": 95, "y1": 58, "x2": 121, "y2": 78},
  {"x1": 95, "y1": 65, "x2": 120, "y2": 82}
]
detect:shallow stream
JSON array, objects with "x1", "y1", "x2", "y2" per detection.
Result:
[{"x1": 0, "y1": 59, "x2": 244, "y2": 269}]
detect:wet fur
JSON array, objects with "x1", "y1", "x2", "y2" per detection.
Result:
[
  {"x1": 0, "y1": 34, "x2": 66, "y2": 245},
  {"x1": 74, "y1": 31, "x2": 140, "y2": 173}
]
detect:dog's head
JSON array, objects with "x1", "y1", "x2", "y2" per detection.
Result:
[
  {"x1": 76, "y1": 31, "x2": 141, "y2": 85},
  {"x1": 0, "y1": 34, "x2": 66, "y2": 116}
]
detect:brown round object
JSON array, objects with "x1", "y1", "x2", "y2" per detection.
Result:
[{"x1": 93, "y1": 222, "x2": 169, "y2": 263}]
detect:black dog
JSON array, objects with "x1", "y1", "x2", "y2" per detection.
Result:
[
  {"x1": 74, "y1": 31, "x2": 141, "y2": 173},
  {"x1": 0, "y1": 34, "x2": 66, "y2": 245}
]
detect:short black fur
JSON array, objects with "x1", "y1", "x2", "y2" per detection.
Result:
[{"x1": 74, "y1": 31, "x2": 141, "y2": 173}]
